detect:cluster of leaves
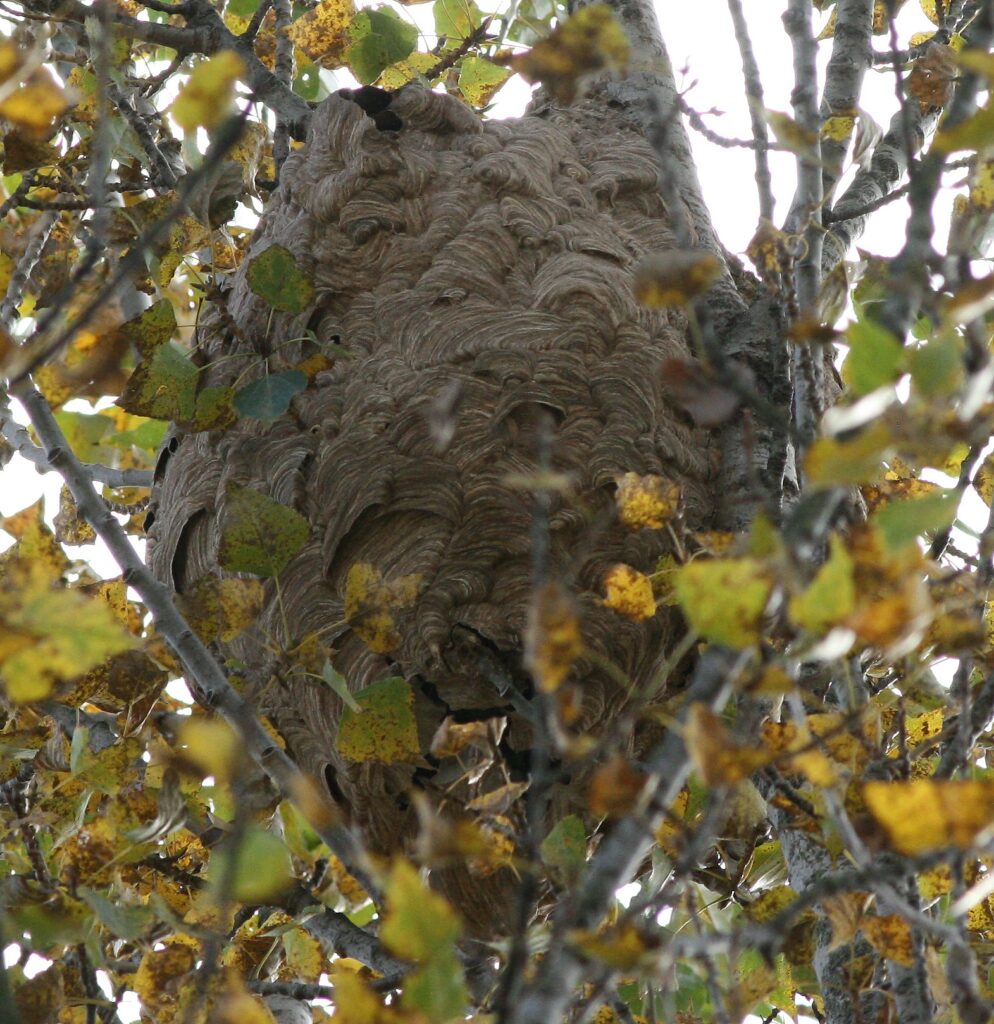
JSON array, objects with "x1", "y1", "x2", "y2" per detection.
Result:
[{"x1": 6, "y1": 1, "x2": 994, "y2": 1024}]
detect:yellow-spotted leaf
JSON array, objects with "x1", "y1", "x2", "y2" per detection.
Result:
[
  {"x1": 634, "y1": 250, "x2": 722, "y2": 308},
  {"x1": 344, "y1": 562, "x2": 422, "y2": 653},
  {"x1": 615, "y1": 472, "x2": 681, "y2": 530},
  {"x1": 602, "y1": 564, "x2": 656, "y2": 622},
  {"x1": 219, "y1": 485, "x2": 310, "y2": 578},
  {"x1": 526, "y1": 582, "x2": 582, "y2": 692},
  {"x1": 862, "y1": 779, "x2": 994, "y2": 855},
  {"x1": 675, "y1": 557, "x2": 772, "y2": 648},
  {"x1": 285, "y1": 0, "x2": 356, "y2": 67},
  {"x1": 337, "y1": 676, "x2": 421, "y2": 764},
  {"x1": 458, "y1": 55, "x2": 511, "y2": 107}
]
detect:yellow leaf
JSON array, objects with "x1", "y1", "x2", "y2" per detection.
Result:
[
  {"x1": 525, "y1": 582, "x2": 582, "y2": 691},
  {"x1": 821, "y1": 114, "x2": 856, "y2": 143},
  {"x1": 862, "y1": 779, "x2": 994, "y2": 855},
  {"x1": 685, "y1": 704, "x2": 769, "y2": 785},
  {"x1": 588, "y1": 754, "x2": 647, "y2": 818},
  {"x1": 633, "y1": 250, "x2": 722, "y2": 308},
  {"x1": 171, "y1": 52, "x2": 245, "y2": 131},
  {"x1": 744, "y1": 885, "x2": 798, "y2": 923},
  {"x1": 381, "y1": 859, "x2": 462, "y2": 962},
  {"x1": 177, "y1": 717, "x2": 242, "y2": 780},
  {"x1": 510, "y1": 5, "x2": 628, "y2": 104},
  {"x1": 569, "y1": 922, "x2": 652, "y2": 971},
  {"x1": 974, "y1": 451, "x2": 994, "y2": 506},
  {"x1": 379, "y1": 50, "x2": 438, "y2": 89},
  {"x1": 614, "y1": 472, "x2": 681, "y2": 529},
  {"x1": 905, "y1": 708, "x2": 944, "y2": 748},
  {"x1": 861, "y1": 914, "x2": 915, "y2": 967},
  {"x1": 601, "y1": 564, "x2": 656, "y2": 622},
  {"x1": 344, "y1": 562, "x2": 421, "y2": 654},
  {"x1": 285, "y1": 0, "x2": 356, "y2": 68},
  {"x1": 822, "y1": 892, "x2": 868, "y2": 950},
  {"x1": 674, "y1": 557, "x2": 773, "y2": 647},
  {"x1": 0, "y1": 70, "x2": 68, "y2": 136}
]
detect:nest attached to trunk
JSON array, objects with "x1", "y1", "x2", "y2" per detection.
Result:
[{"x1": 147, "y1": 84, "x2": 716, "y2": 933}]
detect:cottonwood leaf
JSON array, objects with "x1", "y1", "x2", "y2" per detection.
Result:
[
  {"x1": 434, "y1": 0, "x2": 483, "y2": 41},
  {"x1": 615, "y1": 472, "x2": 681, "y2": 530},
  {"x1": 79, "y1": 887, "x2": 153, "y2": 941},
  {"x1": 344, "y1": 562, "x2": 421, "y2": 653},
  {"x1": 207, "y1": 826, "x2": 293, "y2": 902},
  {"x1": 246, "y1": 244, "x2": 315, "y2": 313},
  {"x1": 675, "y1": 557, "x2": 773, "y2": 648},
  {"x1": 525, "y1": 582, "x2": 582, "y2": 692},
  {"x1": 402, "y1": 953, "x2": 467, "y2": 1022},
  {"x1": 862, "y1": 778, "x2": 994, "y2": 854},
  {"x1": 117, "y1": 342, "x2": 198, "y2": 423},
  {"x1": 219, "y1": 485, "x2": 309, "y2": 577},
  {"x1": 171, "y1": 52, "x2": 245, "y2": 131},
  {"x1": 510, "y1": 5, "x2": 628, "y2": 103},
  {"x1": 862, "y1": 914, "x2": 915, "y2": 966},
  {"x1": 788, "y1": 535, "x2": 856, "y2": 633},
  {"x1": 601, "y1": 564, "x2": 656, "y2": 622},
  {"x1": 233, "y1": 370, "x2": 307, "y2": 421},
  {"x1": 285, "y1": 0, "x2": 356, "y2": 68},
  {"x1": 540, "y1": 814, "x2": 586, "y2": 881},
  {"x1": 871, "y1": 491, "x2": 958, "y2": 553},
  {"x1": 347, "y1": 7, "x2": 418, "y2": 84},
  {"x1": 634, "y1": 250, "x2": 722, "y2": 308},
  {"x1": 458, "y1": 55, "x2": 511, "y2": 107},
  {"x1": 338, "y1": 676, "x2": 420, "y2": 764},
  {"x1": 381, "y1": 859, "x2": 462, "y2": 961},
  {"x1": 843, "y1": 319, "x2": 904, "y2": 395}
]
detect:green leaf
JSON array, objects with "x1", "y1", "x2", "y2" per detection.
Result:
[
  {"x1": 54, "y1": 410, "x2": 115, "y2": 462},
  {"x1": 234, "y1": 370, "x2": 307, "y2": 421},
  {"x1": 322, "y1": 659, "x2": 362, "y2": 712},
  {"x1": 190, "y1": 385, "x2": 236, "y2": 431},
  {"x1": 79, "y1": 887, "x2": 154, "y2": 940},
  {"x1": 381, "y1": 859, "x2": 462, "y2": 961},
  {"x1": 402, "y1": 953, "x2": 468, "y2": 1023},
  {"x1": 909, "y1": 333, "x2": 962, "y2": 398},
  {"x1": 207, "y1": 826, "x2": 293, "y2": 902},
  {"x1": 788, "y1": 535, "x2": 856, "y2": 633},
  {"x1": 873, "y1": 492, "x2": 958, "y2": 553},
  {"x1": 540, "y1": 814, "x2": 586, "y2": 881},
  {"x1": 458, "y1": 55, "x2": 511, "y2": 107},
  {"x1": 347, "y1": 7, "x2": 418, "y2": 84},
  {"x1": 246, "y1": 243, "x2": 315, "y2": 313},
  {"x1": 107, "y1": 417, "x2": 170, "y2": 453},
  {"x1": 119, "y1": 298, "x2": 177, "y2": 357},
  {"x1": 434, "y1": 0, "x2": 482, "y2": 42},
  {"x1": 337, "y1": 676, "x2": 421, "y2": 764},
  {"x1": 218, "y1": 485, "x2": 310, "y2": 577},
  {"x1": 843, "y1": 319, "x2": 904, "y2": 395},
  {"x1": 117, "y1": 342, "x2": 199, "y2": 422}
]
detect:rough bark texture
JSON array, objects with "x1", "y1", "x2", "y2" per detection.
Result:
[{"x1": 146, "y1": 83, "x2": 717, "y2": 932}]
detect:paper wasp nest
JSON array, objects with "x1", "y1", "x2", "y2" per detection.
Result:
[{"x1": 147, "y1": 84, "x2": 715, "y2": 932}]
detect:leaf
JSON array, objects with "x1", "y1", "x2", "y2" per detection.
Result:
[
  {"x1": 843, "y1": 319, "x2": 905, "y2": 395},
  {"x1": 321, "y1": 659, "x2": 362, "y2": 712},
  {"x1": 171, "y1": 52, "x2": 245, "y2": 131},
  {"x1": 510, "y1": 5, "x2": 628, "y2": 104},
  {"x1": 434, "y1": 0, "x2": 484, "y2": 41},
  {"x1": 788, "y1": 535, "x2": 856, "y2": 633},
  {"x1": 540, "y1": 814, "x2": 587, "y2": 881},
  {"x1": 457, "y1": 55, "x2": 511, "y2": 107},
  {"x1": 177, "y1": 717, "x2": 242, "y2": 780},
  {"x1": 346, "y1": 7, "x2": 419, "y2": 85},
  {"x1": 233, "y1": 370, "x2": 307, "y2": 421},
  {"x1": 208, "y1": 826, "x2": 293, "y2": 902},
  {"x1": 862, "y1": 779, "x2": 994, "y2": 854},
  {"x1": 0, "y1": 69, "x2": 68, "y2": 138},
  {"x1": 633, "y1": 250, "x2": 722, "y2": 308},
  {"x1": 685, "y1": 704, "x2": 770, "y2": 786},
  {"x1": 525, "y1": 582, "x2": 582, "y2": 692},
  {"x1": 218, "y1": 485, "x2": 310, "y2": 577},
  {"x1": 245, "y1": 247, "x2": 312, "y2": 318},
  {"x1": 871, "y1": 491, "x2": 958, "y2": 553},
  {"x1": 379, "y1": 51, "x2": 440, "y2": 89},
  {"x1": 381, "y1": 859, "x2": 462, "y2": 961},
  {"x1": 78, "y1": 887, "x2": 153, "y2": 940},
  {"x1": 861, "y1": 914, "x2": 915, "y2": 966},
  {"x1": 402, "y1": 953, "x2": 468, "y2": 1023},
  {"x1": 601, "y1": 564, "x2": 656, "y2": 622},
  {"x1": 615, "y1": 472, "x2": 681, "y2": 530},
  {"x1": 588, "y1": 754, "x2": 646, "y2": 818},
  {"x1": 285, "y1": 0, "x2": 357, "y2": 68},
  {"x1": 674, "y1": 557, "x2": 773, "y2": 648},
  {"x1": 337, "y1": 676, "x2": 421, "y2": 764},
  {"x1": 0, "y1": 556, "x2": 134, "y2": 704},
  {"x1": 973, "y1": 451, "x2": 994, "y2": 506},
  {"x1": 344, "y1": 562, "x2": 422, "y2": 653},
  {"x1": 805, "y1": 422, "x2": 893, "y2": 486},
  {"x1": 117, "y1": 341, "x2": 199, "y2": 423}
]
